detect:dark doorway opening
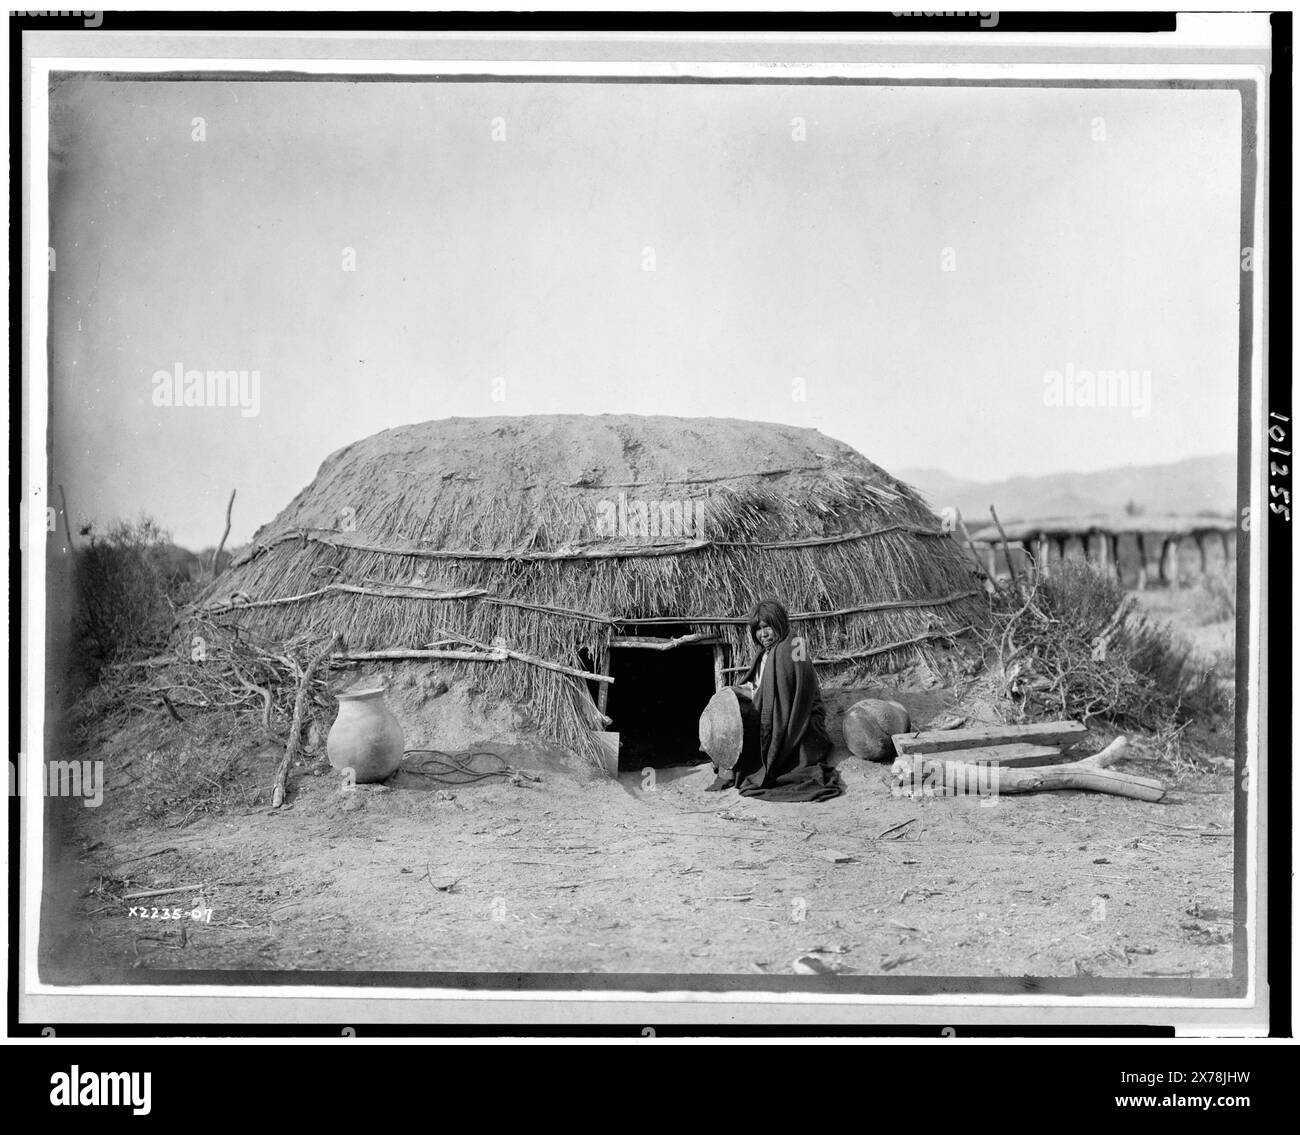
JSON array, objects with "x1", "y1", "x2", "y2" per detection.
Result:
[{"x1": 605, "y1": 642, "x2": 719, "y2": 771}]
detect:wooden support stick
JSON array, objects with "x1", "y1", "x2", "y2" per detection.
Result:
[
  {"x1": 989, "y1": 505, "x2": 1020, "y2": 589},
  {"x1": 272, "y1": 635, "x2": 340, "y2": 809},
  {"x1": 957, "y1": 514, "x2": 997, "y2": 594},
  {"x1": 211, "y1": 489, "x2": 236, "y2": 577}
]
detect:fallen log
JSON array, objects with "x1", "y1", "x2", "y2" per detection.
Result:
[
  {"x1": 891, "y1": 737, "x2": 1166, "y2": 802},
  {"x1": 893, "y1": 719, "x2": 1087, "y2": 757}
]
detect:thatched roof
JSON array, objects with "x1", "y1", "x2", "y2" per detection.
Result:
[{"x1": 197, "y1": 415, "x2": 988, "y2": 761}]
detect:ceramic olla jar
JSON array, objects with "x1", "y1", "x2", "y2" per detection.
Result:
[{"x1": 326, "y1": 685, "x2": 405, "y2": 783}]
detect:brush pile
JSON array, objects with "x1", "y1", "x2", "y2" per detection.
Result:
[
  {"x1": 71, "y1": 614, "x2": 339, "y2": 762},
  {"x1": 981, "y1": 559, "x2": 1231, "y2": 731}
]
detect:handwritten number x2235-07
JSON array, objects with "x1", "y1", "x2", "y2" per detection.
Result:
[{"x1": 126, "y1": 906, "x2": 214, "y2": 922}]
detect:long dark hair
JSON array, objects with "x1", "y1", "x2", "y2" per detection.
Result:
[{"x1": 747, "y1": 599, "x2": 790, "y2": 648}]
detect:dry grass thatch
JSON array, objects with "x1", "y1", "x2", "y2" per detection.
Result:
[{"x1": 185, "y1": 415, "x2": 990, "y2": 762}]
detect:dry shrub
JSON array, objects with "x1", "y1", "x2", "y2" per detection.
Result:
[
  {"x1": 985, "y1": 560, "x2": 1233, "y2": 731},
  {"x1": 74, "y1": 515, "x2": 175, "y2": 678}
]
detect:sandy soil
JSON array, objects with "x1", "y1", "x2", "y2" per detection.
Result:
[{"x1": 44, "y1": 680, "x2": 1236, "y2": 982}]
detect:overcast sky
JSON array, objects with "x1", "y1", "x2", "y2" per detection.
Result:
[{"x1": 47, "y1": 78, "x2": 1244, "y2": 548}]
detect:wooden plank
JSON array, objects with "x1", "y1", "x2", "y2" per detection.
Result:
[
  {"x1": 713, "y1": 643, "x2": 726, "y2": 693},
  {"x1": 590, "y1": 731, "x2": 620, "y2": 777},
  {"x1": 895, "y1": 743, "x2": 1062, "y2": 770},
  {"x1": 892, "y1": 720, "x2": 1087, "y2": 757}
]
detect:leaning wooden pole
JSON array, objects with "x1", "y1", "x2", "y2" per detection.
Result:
[
  {"x1": 272, "y1": 634, "x2": 341, "y2": 808},
  {"x1": 211, "y1": 489, "x2": 236, "y2": 577},
  {"x1": 957, "y1": 513, "x2": 997, "y2": 594},
  {"x1": 989, "y1": 504, "x2": 1020, "y2": 589}
]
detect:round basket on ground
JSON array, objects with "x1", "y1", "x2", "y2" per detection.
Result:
[
  {"x1": 698, "y1": 687, "x2": 745, "y2": 770},
  {"x1": 843, "y1": 697, "x2": 911, "y2": 762}
]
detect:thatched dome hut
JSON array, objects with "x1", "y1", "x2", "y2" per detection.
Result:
[{"x1": 201, "y1": 415, "x2": 987, "y2": 766}]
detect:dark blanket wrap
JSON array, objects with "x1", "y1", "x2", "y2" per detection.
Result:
[{"x1": 733, "y1": 637, "x2": 844, "y2": 802}]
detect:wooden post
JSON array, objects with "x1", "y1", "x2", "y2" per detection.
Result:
[
  {"x1": 1109, "y1": 533, "x2": 1121, "y2": 582},
  {"x1": 1135, "y1": 532, "x2": 1149, "y2": 591},
  {"x1": 596, "y1": 643, "x2": 611, "y2": 717},
  {"x1": 1159, "y1": 537, "x2": 1180, "y2": 588},
  {"x1": 984, "y1": 544, "x2": 997, "y2": 578},
  {"x1": 1194, "y1": 531, "x2": 1208, "y2": 575},
  {"x1": 1037, "y1": 535, "x2": 1051, "y2": 581},
  {"x1": 713, "y1": 643, "x2": 727, "y2": 693},
  {"x1": 1219, "y1": 528, "x2": 1232, "y2": 569}
]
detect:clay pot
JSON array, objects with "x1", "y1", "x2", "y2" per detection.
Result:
[
  {"x1": 843, "y1": 698, "x2": 911, "y2": 762},
  {"x1": 327, "y1": 685, "x2": 405, "y2": 783}
]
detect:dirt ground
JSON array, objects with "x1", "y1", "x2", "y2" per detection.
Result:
[{"x1": 43, "y1": 674, "x2": 1236, "y2": 982}]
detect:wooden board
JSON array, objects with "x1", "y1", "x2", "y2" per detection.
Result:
[
  {"x1": 589, "y1": 731, "x2": 620, "y2": 778},
  {"x1": 895, "y1": 742, "x2": 1062, "y2": 770},
  {"x1": 892, "y1": 720, "x2": 1087, "y2": 757}
]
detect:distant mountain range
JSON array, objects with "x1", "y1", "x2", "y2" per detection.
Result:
[{"x1": 896, "y1": 454, "x2": 1237, "y2": 526}]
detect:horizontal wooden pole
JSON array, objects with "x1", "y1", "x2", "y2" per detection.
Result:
[
  {"x1": 610, "y1": 633, "x2": 721, "y2": 650},
  {"x1": 231, "y1": 521, "x2": 949, "y2": 570},
  {"x1": 333, "y1": 649, "x2": 507, "y2": 664}
]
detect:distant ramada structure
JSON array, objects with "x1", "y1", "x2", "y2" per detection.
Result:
[{"x1": 198, "y1": 415, "x2": 989, "y2": 764}]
